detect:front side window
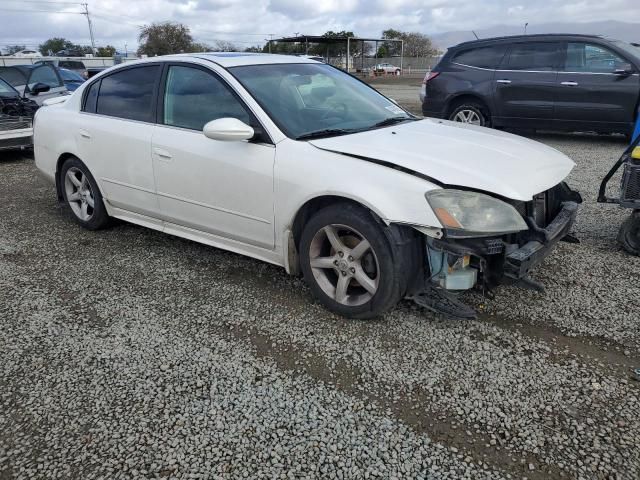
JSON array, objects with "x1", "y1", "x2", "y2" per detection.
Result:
[
  {"x1": 96, "y1": 65, "x2": 160, "y2": 122},
  {"x1": 564, "y1": 43, "x2": 629, "y2": 73},
  {"x1": 506, "y1": 43, "x2": 560, "y2": 71},
  {"x1": 230, "y1": 63, "x2": 414, "y2": 139},
  {"x1": 453, "y1": 45, "x2": 508, "y2": 69},
  {"x1": 163, "y1": 65, "x2": 251, "y2": 130},
  {"x1": 28, "y1": 65, "x2": 61, "y2": 89}
]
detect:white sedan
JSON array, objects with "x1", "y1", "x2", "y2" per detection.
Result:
[{"x1": 34, "y1": 53, "x2": 581, "y2": 319}]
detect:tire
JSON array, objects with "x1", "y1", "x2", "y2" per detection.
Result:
[
  {"x1": 299, "y1": 203, "x2": 416, "y2": 319},
  {"x1": 448, "y1": 102, "x2": 490, "y2": 127},
  {"x1": 60, "y1": 156, "x2": 110, "y2": 230},
  {"x1": 618, "y1": 211, "x2": 640, "y2": 256}
]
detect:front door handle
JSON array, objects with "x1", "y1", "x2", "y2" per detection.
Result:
[
  {"x1": 79, "y1": 130, "x2": 91, "y2": 139},
  {"x1": 561, "y1": 81, "x2": 579, "y2": 86},
  {"x1": 496, "y1": 79, "x2": 512, "y2": 84},
  {"x1": 153, "y1": 148, "x2": 172, "y2": 160}
]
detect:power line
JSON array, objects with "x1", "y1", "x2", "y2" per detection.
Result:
[
  {"x1": 0, "y1": 8, "x2": 84, "y2": 13},
  {"x1": 5, "y1": 0, "x2": 82, "y2": 4}
]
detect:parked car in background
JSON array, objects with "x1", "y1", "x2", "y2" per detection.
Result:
[
  {"x1": 0, "y1": 64, "x2": 68, "y2": 105},
  {"x1": 58, "y1": 68, "x2": 85, "y2": 91},
  {"x1": 11, "y1": 49, "x2": 42, "y2": 58},
  {"x1": 34, "y1": 53, "x2": 580, "y2": 319},
  {"x1": 375, "y1": 63, "x2": 402, "y2": 75},
  {"x1": 0, "y1": 77, "x2": 39, "y2": 150},
  {"x1": 35, "y1": 59, "x2": 89, "y2": 79},
  {"x1": 421, "y1": 34, "x2": 640, "y2": 136}
]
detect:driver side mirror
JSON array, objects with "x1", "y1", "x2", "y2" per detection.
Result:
[
  {"x1": 29, "y1": 82, "x2": 50, "y2": 95},
  {"x1": 203, "y1": 118, "x2": 255, "y2": 142},
  {"x1": 614, "y1": 63, "x2": 634, "y2": 75}
]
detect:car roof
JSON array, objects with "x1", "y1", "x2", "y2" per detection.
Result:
[
  {"x1": 131, "y1": 52, "x2": 318, "y2": 68},
  {"x1": 451, "y1": 33, "x2": 604, "y2": 50}
]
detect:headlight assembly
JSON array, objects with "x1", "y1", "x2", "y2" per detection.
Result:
[{"x1": 425, "y1": 189, "x2": 528, "y2": 237}]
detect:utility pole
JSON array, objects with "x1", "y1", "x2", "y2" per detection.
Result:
[{"x1": 82, "y1": 3, "x2": 97, "y2": 55}]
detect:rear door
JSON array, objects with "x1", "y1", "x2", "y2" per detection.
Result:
[
  {"x1": 493, "y1": 42, "x2": 562, "y2": 126},
  {"x1": 76, "y1": 64, "x2": 163, "y2": 222},
  {"x1": 24, "y1": 65, "x2": 67, "y2": 104},
  {"x1": 555, "y1": 42, "x2": 640, "y2": 132}
]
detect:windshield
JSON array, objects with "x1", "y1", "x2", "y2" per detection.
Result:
[
  {"x1": 0, "y1": 78, "x2": 18, "y2": 98},
  {"x1": 229, "y1": 63, "x2": 414, "y2": 139}
]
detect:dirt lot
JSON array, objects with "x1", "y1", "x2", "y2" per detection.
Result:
[{"x1": 1, "y1": 97, "x2": 639, "y2": 479}]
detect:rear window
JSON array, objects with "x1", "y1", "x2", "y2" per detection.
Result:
[
  {"x1": 505, "y1": 43, "x2": 561, "y2": 71},
  {"x1": 452, "y1": 45, "x2": 507, "y2": 69},
  {"x1": 96, "y1": 65, "x2": 160, "y2": 122},
  {"x1": 59, "y1": 61, "x2": 85, "y2": 70}
]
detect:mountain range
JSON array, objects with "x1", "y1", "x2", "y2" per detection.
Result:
[{"x1": 431, "y1": 20, "x2": 640, "y2": 50}]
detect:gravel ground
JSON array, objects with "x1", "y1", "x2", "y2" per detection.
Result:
[{"x1": 1, "y1": 114, "x2": 639, "y2": 479}]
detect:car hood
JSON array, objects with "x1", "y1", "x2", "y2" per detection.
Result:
[{"x1": 309, "y1": 118, "x2": 575, "y2": 201}]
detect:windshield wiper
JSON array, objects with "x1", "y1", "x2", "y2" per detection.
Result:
[
  {"x1": 296, "y1": 128, "x2": 354, "y2": 141},
  {"x1": 371, "y1": 116, "x2": 415, "y2": 128}
]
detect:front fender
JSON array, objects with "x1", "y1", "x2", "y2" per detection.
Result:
[{"x1": 274, "y1": 140, "x2": 443, "y2": 247}]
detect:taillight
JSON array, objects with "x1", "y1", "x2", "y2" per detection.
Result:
[{"x1": 422, "y1": 71, "x2": 440, "y2": 84}]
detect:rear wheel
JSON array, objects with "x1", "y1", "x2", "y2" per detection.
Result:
[
  {"x1": 448, "y1": 101, "x2": 489, "y2": 127},
  {"x1": 299, "y1": 203, "x2": 414, "y2": 319},
  {"x1": 61, "y1": 157, "x2": 110, "y2": 230},
  {"x1": 618, "y1": 211, "x2": 640, "y2": 256}
]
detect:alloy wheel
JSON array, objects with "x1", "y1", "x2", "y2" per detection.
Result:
[
  {"x1": 453, "y1": 109, "x2": 482, "y2": 125},
  {"x1": 308, "y1": 224, "x2": 379, "y2": 306},
  {"x1": 64, "y1": 167, "x2": 95, "y2": 222}
]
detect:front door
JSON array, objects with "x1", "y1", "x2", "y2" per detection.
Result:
[
  {"x1": 493, "y1": 42, "x2": 562, "y2": 127},
  {"x1": 25, "y1": 65, "x2": 67, "y2": 104},
  {"x1": 151, "y1": 64, "x2": 275, "y2": 249},
  {"x1": 555, "y1": 42, "x2": 640, "y2": 132}
]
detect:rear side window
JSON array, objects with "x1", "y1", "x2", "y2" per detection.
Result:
[
  {"x1": 60, "y1": 61, "x2": 85, "y2": 70},
  {"x1": 96, "y1": 66, "x2": 160, "y2": 122},
  {"x1": 452, "y1": 45, "x2": 507, "y2": 69},
  {"x1": 505, "y1": 43, "x2": 560, "y2": 71},
  {"x1": 83, "y1": 80, "x2": 100, "y2": 113},
  {"x1": 29, "y1": 65, "x2": 62, "y2": 89}
]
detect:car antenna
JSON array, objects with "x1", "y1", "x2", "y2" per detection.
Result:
[{"x1": 471, "y1": 30, "x2": 480, "y2": 40}]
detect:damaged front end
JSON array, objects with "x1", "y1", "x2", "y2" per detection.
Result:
[{"x1": 410, "y1": 182, "x2": 582, "y2": 319}]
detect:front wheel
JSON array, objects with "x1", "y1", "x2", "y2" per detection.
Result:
[
  {"x1": 618, "y1": 211, "x2": 640, "y2": 256},
  {"x1": 299, "y1": 203, "x2": 413, "y2": 319}
]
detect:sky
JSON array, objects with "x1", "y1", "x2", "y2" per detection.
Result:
[{"x1": 0, "y1": 0, "x2": 638, "y2": 53}]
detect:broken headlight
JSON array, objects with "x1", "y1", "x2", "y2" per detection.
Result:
[{"x1": 425, "y1": 189, "x2": 528, "y2": 237}]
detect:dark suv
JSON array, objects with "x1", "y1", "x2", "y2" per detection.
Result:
[{"x1": 421, "y1": 34, "x2": 640, "y2": 135}]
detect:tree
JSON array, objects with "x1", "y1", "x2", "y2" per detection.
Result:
[
  {"x1": 212, "y1": 40, "x2": 238, "y2": 52},
  {"x1": 378, "y1": 29, "x2": 436, "y2": 57},
  {"x1": 244, "y1": 46, "x2": 262, "y2": 53},
  {"x1": 6, "y1": 45, "x2": 26, "y2": 55},
  {"x1": 137, "y1": 22, "x2": 195, "y2": 56},
  {"x1": 189, "y1": 42, "x2": 211, "y2": 53},
  {"x1": 96, "y1": 45, "x2": 116, "y2": 57},
  {"x1": 38, "y1": 37, "x2": 68, "y2": 56}
]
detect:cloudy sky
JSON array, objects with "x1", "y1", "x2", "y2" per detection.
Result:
[{"x1": 1, "y1": 0, "x2": 638, "y2": 52}]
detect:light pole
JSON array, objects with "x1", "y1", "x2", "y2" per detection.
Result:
[{"x1": 524, "y1": 22, "x2": 529, "y2": 34}]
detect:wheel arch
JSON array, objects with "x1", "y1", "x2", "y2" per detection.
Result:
[
  {"x1": 445, "y1": 93, "x2": 493, "y2": 119},
  {"x1": 55, "y1": 152, "x2": 107, "y2": 202}
]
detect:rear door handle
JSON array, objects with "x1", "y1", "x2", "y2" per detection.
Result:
[
  {"x1": 153, "y1": 148, "x2": 172, "y2": 160},
  {"x1": 496, "y1": 79, "x2": 511, "y2": 84},
  {"x1": 561, "y1": 81, "x2": 578, "y2": 86},
  {"x1": 79, "y1": 130, "x2": 91, "y2": 139}
]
